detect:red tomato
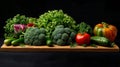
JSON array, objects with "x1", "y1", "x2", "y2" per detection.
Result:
[
  {"x1": 27, "y1": 23, "x2": 35, "y2": 27},
  {"x1": 75, "y1": 33, "x2": 90, "y2": 45}
]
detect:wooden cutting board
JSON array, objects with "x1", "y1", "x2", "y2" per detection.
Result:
[{"x1": 0, "y1": 44, "x2": 119, "y2": 52}]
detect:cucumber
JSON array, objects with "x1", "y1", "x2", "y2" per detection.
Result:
[
  {"x1": 11, "y1": 38, "x2": 24, "y2": 46},
  {"x1": 4, "y1": 38, "x2": 16, "y2": 46},
  {"x1": 90, "y1": 36, "x2": 112, "y2": 47}
]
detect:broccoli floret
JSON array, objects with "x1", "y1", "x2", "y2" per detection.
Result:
[
  {"x1": 24, "y1": 38, "x2": 30, "y2": 45},
  {"x1": 70, "y1": 32, "x2": 76, "y2": 40},
  {"x1": 67, "y1": 38, "x2": 72, "y2": 45},
  {"x1": 51, "y1": 28, "x2": 64, "y2": 39},
  {"x1": 55, "y1": 25, "x2": 64, "y2": 29},
  {"x1": 64, "y1": 27, "x2": 71, "y2": 34},
  {"x1": 61, "y1": 33, "x2": 69, "y2": 41},
  {"x1": 39, "y1": 34, "x2": 46, "y2": 40},
  {"x1": 33, "y1": 40, "x2": 41, "y2": 46},
  {"x1": 57, "y1": 39, "x2": 65, "y2": 45},
  {"x1": 24, "y1": 27, "x2": 46, "y2": 45},
  {"x1": 39, "y1": 28, "x2": 46, "y2": 34},
  {"x1": 54, "y1": 34, "x2": 62, "y2": 40},
  {"x1": 51, "y1": 25, "x2": 76, "y2": 46},
  {"x1": 56, "y1": 28, "x2": 64, "y2": 34}
]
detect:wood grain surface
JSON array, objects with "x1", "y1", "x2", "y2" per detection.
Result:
[{"x1": 0, "y1": 44, "x2": 119, "y2": 52}]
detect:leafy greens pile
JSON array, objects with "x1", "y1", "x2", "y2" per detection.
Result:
[
  {"x1": 37, "y1": 9, "x2": 77, "y2": 38},
  {"x1": 4, "y1": 14, "x2": 37, "y2": 38}
]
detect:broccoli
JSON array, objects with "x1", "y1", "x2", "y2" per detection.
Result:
[
  {"x1": 61, "y1": 33, "x2": 69, "y2": 41},
  {"x1": 55, "y1": 25, "x2": 64, "y2": 29},
  {"x1": 24, "y1": 27, "x2": 46, "y2": 45},
  {"x1": 37, "y1": 10, "x2": 77, "y2": 40},
  {"x1": 39, "y1": 28, "x2": 46, "y2": 34},
  {"x1": 51, "y1": 25, "x2": 76, "y2": 46},
  {"x1": 57, "y1": 39, "x2": 65, "y2": 45}
]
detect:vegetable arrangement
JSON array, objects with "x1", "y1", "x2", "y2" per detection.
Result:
[{"x1": 3, "y1": 9, "x2": 118, "y2": 47}]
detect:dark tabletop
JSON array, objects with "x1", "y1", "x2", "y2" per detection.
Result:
[
  {"x1": 0, "y1": 38, "x2": 120, "y2": 67},
  {"x1": 0, "y1": 37, "x2": 120, "y2": 67},
  {"x1": 0, "y1": 0, "x2": 120, "y2": 67}
]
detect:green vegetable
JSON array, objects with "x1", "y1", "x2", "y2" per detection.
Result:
[
  {"x1": 24, "y1": 27, "x2": 46, "y2": 46},
  {"x1": 27, "y1": 17, "x2": 37, "y2": 24},
  {"x1": 4, "y1": 38, "x2": 16, "y2": 46},
  {"x1": 90, "y1": 36, "x2": 112, "y2": 47},
  {"x1": 11, "y1": 37, "x2": 24, "y2": 46},
  {"x1": 51, "y1": 25, "x2": 76, "y2": 46},
  {"x1": 46, "y1": 39, "x2": 53, "y2": 47},
  {"x1": 77, "y1": 22, "x2": 93, "y2": 35},
  {"x1": 37, "y1": 9, "x2": 77, "y2": 39},
  {"x1": 4, "y1": 14, "x2": 29, "y2": 38}
]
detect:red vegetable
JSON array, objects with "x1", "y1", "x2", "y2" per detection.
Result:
[
  {"x1": 75, "y1": 33, "x2": 90, "y2": 45},
  {"x1": 14, "y1": 24, "x2": 26, "y2": 33},
  {"x1": 27, "y1": 23, "x2": 35, "y2": 27},
  {"x1": 93, "y1": 22, "x2": 117, "y2": 42}
]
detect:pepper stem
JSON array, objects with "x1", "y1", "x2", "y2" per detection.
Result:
[{"x1": 102, "y1": 22, "x2": 109, "y2": 28}]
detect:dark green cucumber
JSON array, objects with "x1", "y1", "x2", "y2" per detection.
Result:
[
  {"x1": 90, "y1": 36, "x2": 112, "y2": 47},
  {"x1": 11, "y1": 38, "x2": 24, "y2": 46},
  {"x1": 4, "y1": 38, "x2": 16, "y2": 46}
]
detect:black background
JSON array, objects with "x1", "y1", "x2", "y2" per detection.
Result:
[{"x1": 0, "y1": 0, "x2": 120, "y2": 67}]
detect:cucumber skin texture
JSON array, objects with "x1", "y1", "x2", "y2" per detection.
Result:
[
  {"x1": 90, "y1": 36, "x2": 111, "y2": 46},
  {"x1": 11, "y1": 38, "x2": 24, "y2": 46},
  {"x1": 4, "y1": 38, "x2": 16, "y2": 46}
]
